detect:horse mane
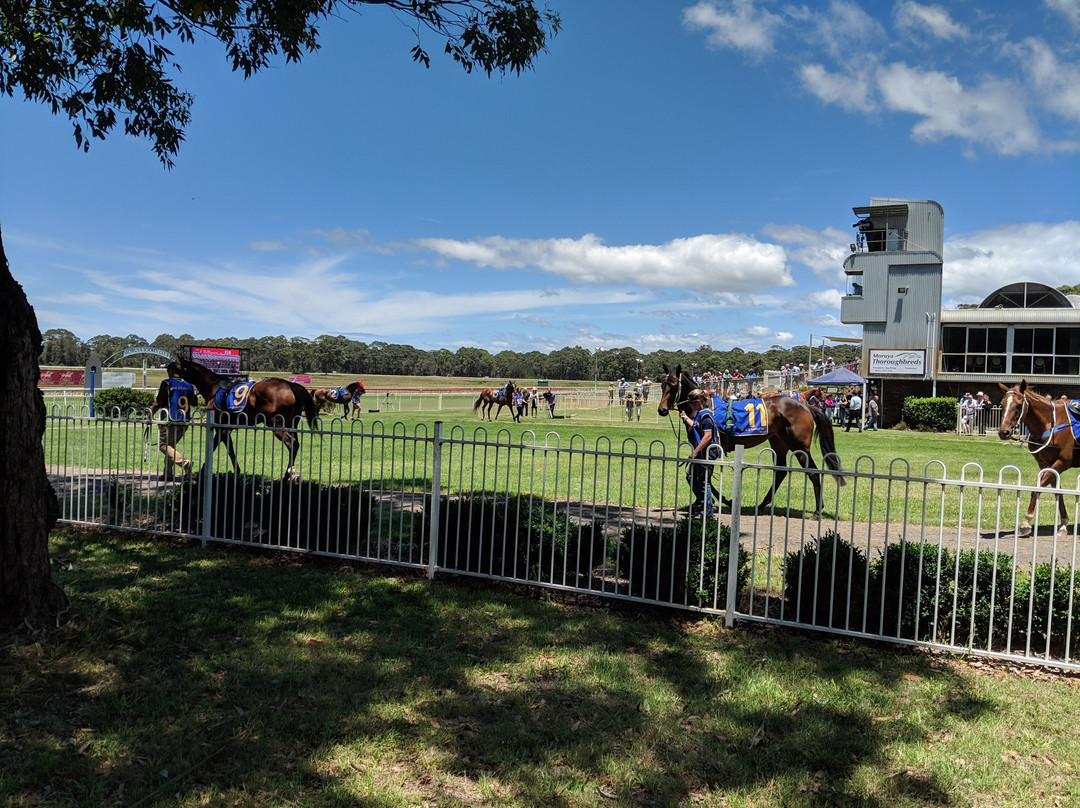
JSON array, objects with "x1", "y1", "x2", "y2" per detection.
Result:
[{"x1": 176, "y1": 357, "x2": 223, "y2": 399}]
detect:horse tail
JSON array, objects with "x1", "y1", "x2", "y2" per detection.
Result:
[
  {"x1": 472, "y1": 393, "x2": 484, "y2": 413},
  {"x1": 291, "y1": 382, "x2": 319, "y2": 428},
  {"x1": 811, "y1": 403, "x2": 845, "y2": 485}
]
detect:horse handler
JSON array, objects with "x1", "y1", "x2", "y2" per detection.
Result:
[
  {"x1": 679, "y1": 389, "x2": 719, "y2": 517},
  {"x1": 153, "y1": 362, "x2": 197, "y2": 478}
]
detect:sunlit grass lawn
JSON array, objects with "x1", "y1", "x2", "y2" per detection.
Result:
[
  {"x1": 46, "y1": 405, "x2": 1077, "y2": 532},
  {"x1": 4, "y1": 529, "x2": 1080, "y2": 808}
]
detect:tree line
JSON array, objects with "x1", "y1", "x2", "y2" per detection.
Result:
[{"x1": 40, "y1": 328, "x2": 861, "y2": 382}]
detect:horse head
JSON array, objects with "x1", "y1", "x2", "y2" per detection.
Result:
[
  {"x1": 997, "y1": 380, "x2": 1029, "y2": 440},
  {"x1": 174, "y1": 356, "x2": 218, "y2": 399},
  {"x1": 656, "y1": 364, "x2": 684, "y2": 417}
]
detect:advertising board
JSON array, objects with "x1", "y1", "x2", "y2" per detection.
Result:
[{"x1": 868, "y1": 349, "x2": 926, "y2": 376}]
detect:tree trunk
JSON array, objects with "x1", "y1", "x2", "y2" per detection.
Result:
[{"x1": 0, "y1": 224, "x2": 64, "y2": 631}]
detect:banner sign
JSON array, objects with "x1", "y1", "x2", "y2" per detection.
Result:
[
  {"x1": 868, "y1": 349, "x2": 926, "y2": 376},
  {"x1": 122, "y1": 346, "x2": 172, "y2": 359},
  {"x1": 289, "y1": 375, "x2": 312, "y2": 384},
  {"x1": 40, "y1": 369, "x2": 85, "y2": 385}
]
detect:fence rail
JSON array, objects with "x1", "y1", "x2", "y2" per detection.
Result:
[{"x1": 44, "y1": 409, "x2": 1080, "y2": 671}]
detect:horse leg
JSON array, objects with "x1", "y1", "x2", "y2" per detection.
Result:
[
  {"x1": 220, "y1": 430, "x2": 242, "y2": 475},
  {"x1": 1020, "y1": 469, "x2": 1057, "y2": 537},
  {"x1": 759, "y1": 449, "x2": 790, "y2": 510},
  {"x1": 275, "y1": 428, "x2": 299, "y2": 481}
]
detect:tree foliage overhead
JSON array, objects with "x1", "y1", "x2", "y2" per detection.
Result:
[{"x1": 0, "y1": 0, "x2": 560, "y2": 165}]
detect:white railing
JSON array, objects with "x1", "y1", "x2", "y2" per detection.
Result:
[{"x1": 43, "y1": 409, "x2": 1080, "y2": 671}]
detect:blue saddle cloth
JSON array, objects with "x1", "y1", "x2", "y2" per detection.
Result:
[
  {"x1": 712, "y1": 396, "x2": 769, "y2": 437},
  {"x1": 328, "y1": 386, "x2": 348, "y2": 401},
  {"x1": 1067, "y1": 401, "x2": 1080, "y2": 441},
  {"x1": 213, "y1": 381, "x2": 253, "y2": 414}
]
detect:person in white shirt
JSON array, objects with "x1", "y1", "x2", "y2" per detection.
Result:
[{"x1": 845, "y1": 389, "x2": 863, "y2": 432}]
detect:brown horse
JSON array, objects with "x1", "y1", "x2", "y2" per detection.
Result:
[
  {"x1": 175, "y1": 357, "x2": 319, "y2": 480},
  {"x1": 472, "y1": 381, "x2": 517, "y2": 422},
  {"x1": 312, "y1": 380, "x2": 365, "y2": 418},
  {"x1": 997, "y1": 380, "x2": 1079, "y2": 536},
  {"x1": 657, "y1": 364, "x2": 844, "y2": 514}
]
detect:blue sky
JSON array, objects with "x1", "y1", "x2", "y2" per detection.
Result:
[{"x1": 4, "y1": 0, "x2": 1079, "y2": 356}]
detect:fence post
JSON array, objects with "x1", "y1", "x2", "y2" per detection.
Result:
[
  {"x1": 200, "y1": 410, "x2": 215, "y2": 548},
  {"x1": 427, "y1": 420, "x2": 444, "y2": 579},
  {"x1": 725, "y1": 443, "x2": 744, "y2": 627}
]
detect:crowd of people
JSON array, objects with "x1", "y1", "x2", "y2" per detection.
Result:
[{"x1": 957, "y1": 391, "x2": 992, "y2": 435}]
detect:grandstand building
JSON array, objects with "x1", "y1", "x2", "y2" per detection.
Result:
[{"x1": 838, "y1": 197, "x2": 1080, "y2": 426}]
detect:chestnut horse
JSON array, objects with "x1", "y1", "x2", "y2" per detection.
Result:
[
  {"x1": 473, "y1": 381, "x2": 517, "y2": 422},
  {"x1": 312, "y1": 380, "x2": 365, "y2": 418},
  {"x1": 997, "y1": 380, "x2": 1079, "y2": 536},
  {"x1": 175, "y1": 358, "x2": 319, "y2": 480},
  {"x1": 657, "y1": 365, "x2": 844, "y2": 514}
]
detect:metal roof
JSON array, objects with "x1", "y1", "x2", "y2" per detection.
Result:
[{"x1": 941, "y1": 308, "x2": 1080, "y2": 324}]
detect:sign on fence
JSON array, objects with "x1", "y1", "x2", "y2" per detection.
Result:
[{"x1": 40, "y1": 369, "x2": 85, "y2": 385}]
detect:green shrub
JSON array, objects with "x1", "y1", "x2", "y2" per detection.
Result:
[
  {"x1": 177, "y1": 474, "x2": 372, "y2": 552},
  {"x1": 784, "y1": 530, "x2": 870, "y2": 630},
  {"x1": 901, "y1": 396, "x2": 958, "y2": 432},
  {"x1": 867, "y1": 541, "x2": 948, "y2": 640},
  {"x1": 942, "y1": 548, "x2": 1017, "y2": 649},
  {"x1": 618, "y1": 518, "x2": 749, "y2": 607},
  {"x1": 1013, "y1": 563, "x2": 1080, "y2": 660},
  {"x1": 425, "y1": 495, "x2": 607, "y2": 586},
  {"x1": 94, "y1": 387, "x2": 155, "y2": 418}
]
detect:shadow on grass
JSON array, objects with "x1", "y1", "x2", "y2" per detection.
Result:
[{"x1": 2, "y1": 528, "x2": 999, "y2": 807}]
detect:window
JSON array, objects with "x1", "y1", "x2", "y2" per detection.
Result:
[{"x1": 939, "y1": 325, "x2": 1077, "y2": 376}]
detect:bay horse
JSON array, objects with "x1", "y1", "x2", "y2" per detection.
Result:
[
  {"x1": 473, "y1": 381, "x2": 517, "y2": 422},
  {"x1": 657, "y1": 364, "x2": 844, "y2": 514},
  {"x1": 997, "y1": 380, "x2": 1079, "y2": 536},
  {"x1": 312, "y1": 380, "x2": 365, "y2": 418},
  {"x1": 174, "y1": 357, "x2": 319, "y2": 480}
]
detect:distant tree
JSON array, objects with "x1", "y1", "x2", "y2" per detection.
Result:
[
  {"x1": 1058, "y1": 284, "x2": 1080, "y2": 296},
  {"x1": 40, "y1": 329, "x2": 88, "y2": 366},
  {"x1": 0, "y1": 0, "x2": 561, "y2": 631},
  {"x1": 453, "y1": 346, "x2": 494, "y2": 378}
]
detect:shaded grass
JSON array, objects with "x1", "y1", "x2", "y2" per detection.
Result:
[{"x1": 5, "y1": 529, "x2": 1080, "y2": 807}]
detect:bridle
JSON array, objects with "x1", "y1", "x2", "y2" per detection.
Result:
[
  {"x1": 661, "y1": 371, "x2": 695, "y2": 441},
  {"x1": 1002, "y1": 387, "x2": 1057, "y2": 455}
]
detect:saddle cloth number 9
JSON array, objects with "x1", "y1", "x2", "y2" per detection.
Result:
[{"x1": 227, "y1": 383, "x2": 252, "y2": 412}]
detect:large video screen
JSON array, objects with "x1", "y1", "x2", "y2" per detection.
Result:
[{"x1": 189, "y1": 346, "x2": 243, "y2": 375}]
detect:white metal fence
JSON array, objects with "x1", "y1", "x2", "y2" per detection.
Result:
[{"x1": 44, "y1": 408, "x2": 1080, "y2": 671}]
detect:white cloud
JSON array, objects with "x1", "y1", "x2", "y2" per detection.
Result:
[
  {"x1": 761, "y1": 223, "x2": 851, "y2": 282},
  {"x1": 894, "y1": 1, "x2": 969, "y2": 41},
  {"x1": 1007, "y1": 38, "x2": 1080, "y2": 125},
  {"x1": 943, "y1": 221, "x2": 1080, "y2": 299},
  {"x1": 414, "y1": 233, "x2": 795, "y2": 292},
  {"x1": 685, "y1": 0, "x2": 1078, "y2": 155},
  {"x1": 682, "y1": 0, "x2": 783, "y2": 58},
  {"x1": 1046, "y1": 0, "x2": 1080, "y2": 26},
  {"x1": 804, "y1": 0, "x2": 886, "y2": 62},
  {"x1": 799, "y1": 64, "x2": 876, "y2": 112},
  {"x1": 876, "y1": 63, "x2": 1041, "y2": 155}
]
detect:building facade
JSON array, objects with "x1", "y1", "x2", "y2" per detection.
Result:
[{"x1": 839, "y1": 198, "x2": 1080, "y2": 426}]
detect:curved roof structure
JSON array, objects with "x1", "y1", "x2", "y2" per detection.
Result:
[{"x1": 978, "y1": 282, "x2": 1074, "y2": 309}]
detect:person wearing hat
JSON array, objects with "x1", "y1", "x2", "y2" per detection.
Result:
[
  {"x1": 543, "y1": 387, "x2": 556, "y2": 418},
  {"x1": 678, "y1": 389, "x2": 719, "y2": 517},
  {"x1": 530, "y1": 387, "x2": 539, "y2": 417},
  {"x1": 152, "y1": 361, "x2": 197, "y2": 479}
]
